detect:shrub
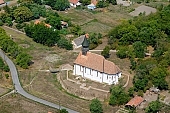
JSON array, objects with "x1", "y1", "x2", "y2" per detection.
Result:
[
  {"x1": 5, "y1": 74, "x2": 9, "y2": 79},
  {"x1": 3, "y1": 65, "x2": 9, "y2": 72},
  {"x1": 89, "y1": 43, "x2": 97, "y2": 50}
]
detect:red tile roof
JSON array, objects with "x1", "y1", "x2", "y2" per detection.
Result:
[
  {"x1": 74, "y1": 52, "x2": 121, "y2": 74},
  {"x1": 91, "y1": 0, "x2": 98, "y2": 6},
  {"x1": 0, "y1": 0, "x2": 5, "y2": 4},
  {"x1": 126, "y1": 96, "x2": 144, "y2": 107},
  {"x1": 69, "y1": 0, "x2": 79, "y2": 4},
  {"x1": 34, "y1": 20, "x2": 51, "y2": 28}
]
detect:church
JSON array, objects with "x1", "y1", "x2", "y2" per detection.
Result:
[{"x1": 73, "y1": 35, "x2": 121, "y2": 85}]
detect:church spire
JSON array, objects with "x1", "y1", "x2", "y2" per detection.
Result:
[{"x1": 82, "y1": 34, "x2": 89, "y2": 55}]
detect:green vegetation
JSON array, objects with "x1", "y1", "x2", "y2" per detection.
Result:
[
  {"x1": 88, "y1": 33, "x2": 102, "y2": 49},
  {"x1": 108, "y1": 5, "x2": 170, "y2": 93},
  {"x1": 89, "y1": 98, "x2": 103, "y2": 113},
  {"x1": 14, "y1": 6, "x2": 33, "y2": 23},
  {"x1": 109, "y1": 86, "x2": 130, "y2": 106},
  {"x1": 43, "y1": 0, "x2": 70, "y2": 11},
  {"x1": 145, "y1": 100, "x2": 162, "y2": 113},
  {"x1": 60, "y1": 109, "x2": 68, "y2": 113},
  {"x1": 0, "y1": 28, "x2": 31, "y2": 69},
  {"x1": 101, "y1": 45, "x2": 110, "y2": 58},
  {"x1": 0, "y1": 1, "x2": 74, "y2": 50}
]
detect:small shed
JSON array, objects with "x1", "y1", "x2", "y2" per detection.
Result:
[{"x1": 125, "y1": 96, "x2": 145, "y2": 108}]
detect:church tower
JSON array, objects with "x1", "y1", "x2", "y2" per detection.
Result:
[{"x1": 82, "y1": 34, "x2": 89, "y2": 55}]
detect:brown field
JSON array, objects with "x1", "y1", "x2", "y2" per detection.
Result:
[{"x1": 0, "y1": 94, "x2": 59, "y2": 113}]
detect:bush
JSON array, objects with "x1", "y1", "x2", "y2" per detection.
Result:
[
  {"x1": 101, "y1": 46, "x2": 110, "y2": 58},
  {"x1": 16, "y1": 23, "x2": 26, "y2": 30},
  {"x1": 3, "y1": 65, "x2": 9, "y2": 72},
  {"x1": 98, "y1": 39, "x2": 102, "y2": 44},
  {"x1": 90, "y1": 98, "x2": 103, "y2": 113},
  {"x1": 0, "y1": 20, "x2": 4, "y2": 26},
  {"x1": 137, "y1": 90, "x2": 144, "y2": 97},
  {"x1": 57, "y1": 38, "x2": 73, "y2": 50},
  {"x1": 5, "y1": 74, "x2": 9, "y2": 79},
  {"x1": 128, "y1": 8, "x2": 135, "y2": 13},
  {"x1": 89, "y1": 43, "x2": 97, "y2": 50}
]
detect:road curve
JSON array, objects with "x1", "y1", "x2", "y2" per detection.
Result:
[{"x1": 0, "y1": 49, "x2": 79, "y2": 113}]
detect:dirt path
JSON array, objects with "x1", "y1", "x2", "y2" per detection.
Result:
[{"x1": 94, "y1": 37, "x2": 108, "y2": 50}]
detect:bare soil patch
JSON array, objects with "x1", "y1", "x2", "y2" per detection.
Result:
[{"x1": 129, "y1": 5, "x2": 157, "y2": 16}]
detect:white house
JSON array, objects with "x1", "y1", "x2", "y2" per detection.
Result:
[
  {"x1": 87, "y1": 0, "x2": 97, "y2": 10},
  {"x1": 73, "y1": 36, "x2": 121, "y2": 85},
  {"x1": 69, "y1": 0, "x2": 81, "y2": 7}
]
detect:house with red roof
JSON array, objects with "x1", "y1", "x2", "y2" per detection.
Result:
[
  {"x1": 34, "y1": 20, "x2": 52, "y2": 28},
  {"x1": 126, "y1": 96, "x2": 145, "y2": 108},
  {"x1": 69, "y1": 0, "x2": 81, "y2": 7},
  {"x1": 87, "y1": 0, "x2": 98, "y2": 10},
  {"x1": 73, "y1": 35, "x2": 121, "y2": 85},
  {"x1": 0, "y1": 0, "x2": 5, "y2": 5}
]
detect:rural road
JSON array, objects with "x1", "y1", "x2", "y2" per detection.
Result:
[{"x1": 0, "y1": 49, "x2": 79, "y2": 113}]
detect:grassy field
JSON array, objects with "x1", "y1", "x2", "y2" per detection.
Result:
[
  {"x1": 0, "y1": 94, "x2": 59, "y2": 113},
  {"x1": 58, "y1": 5, "x2": 132, "y2": 34}
]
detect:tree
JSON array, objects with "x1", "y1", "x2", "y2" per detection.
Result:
[
  {"x1": 45, "y1": 15, "x2": 61, "y2": 30},
  {"x1": 33, "y1": 0, "x2": 42, "y2": 4},
  {"x1": 79, "y1": 0, "x2": 91, "y2": 5},
  {"x1": 57, "y1": 38, "x2": 73, "y2": 50},
  {"x1": 116, "y1": 46, "x2": 128, "y2": 59},
  {"x1": 108, "y1": 0, "x2": 117, "y2": 5},
  {"x1": 25, "y1": 23, "x2": 60, "y2": 46},
  {"x1": 54, "y1": 0, "x2": 70, "y2": 11},
  {"x1": 89, "y1": 98, "x2": 103, "y2": 113},
  {"x1": 44, "y1": 0, "x2": 69, "y2": 11},
  {"x1": 60, "y1": 109, "x2": 68, "y2": 113},
  {"x1": 109, "y1": 86, "x2": 130, "y2": 106},
  {"x1": 132, "y1": 41, "x2": 146, "y2": 58},
  {"x1": 145, "y1": 101, "x2": 161, "y2": 113},
  {"x1": 96, "y1": 1, "x2": 108, "y2": 8},
  {"x1": 149, "y1": 67, "x2": 168, "y2": 90},
  {"x1": 101, "y1": 46, "x2": 110, "y2": 58},
  {"x1": 128, "y1": 87, "x2": 134, "y2": 97},
  {"x1": 16, "y1": 53, "x2": 31, "y2": 69},
  {"x1": 14, "y1": 6, "x2": 33, "y2": 23}
]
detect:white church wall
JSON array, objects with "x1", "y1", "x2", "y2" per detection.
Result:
[{"x1": 73, "y1": 64, "x2": 120, "y2": 85}]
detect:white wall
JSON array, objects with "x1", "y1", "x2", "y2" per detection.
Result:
[
  {"x1": 73, "y1": 64, "x2": 83, "y2": 77},
  {"x1": 73, "y1": 64, "x2": 121, "y2": 85}
]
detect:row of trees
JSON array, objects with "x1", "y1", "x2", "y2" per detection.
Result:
[
  {"x1": 0, "y1": 57, "x2": 9, "y2": 72},
  {"x1": 0, "y1": 28, "x2": 31, "y2": 69}
]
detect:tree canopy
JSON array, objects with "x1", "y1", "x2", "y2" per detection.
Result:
[
  {"x1": 43, "y1": 0, "x2": 70, "y2": 11},
  {"x1": 0, "y1": 28, "x2": 31, "y2": 69},
  {"x1": 89, "y1": 98, "x2": 103, "y2": 113},
  {"x1": 14, "y1": 6, "x2": 33, "y2": 23},
  {"x1": 109, "y1": 86, "x2": 130, "y2": 106}
]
